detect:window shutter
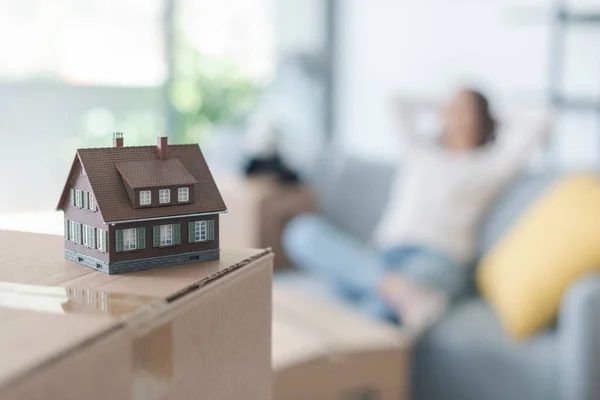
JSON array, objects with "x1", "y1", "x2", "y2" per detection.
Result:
[
  {"x1": 207, "y1": 220, "x2": 215, "y2": 241},
  {"x1": 102, "y1": 230, "x2": 107, "y2": 252},
  {"x1": 96, "y1": 228, "x2": 100, "y2": 249},
  {"x1": 64, "y1": 219, "x2": 69, "y2": 239},
  {"x1": 83, "y1": 192, "x2": 88, "y2": 209},
  {"x1": 90, "y1": 227, "x2": 95, "y2": 249},
  {"x1": 116, "y1": 229, "x2": 124, "y2": 252},
  {"x1": 137, "y1": 227, "x2": 146, "y2": 249},
  {"x1": 173, "y1": 224, "x2": 181, "y2": 245},
  {"x1": 70, "y1": 189, "x2": 75, "y2": 206},
  {"x1": 153, "y1": 226, "x2": 160, "y2": 247},
  {"x1": 188, "y1": 222, "x2": 195, "y2": 243},
  {"x1": 76, "y1": 223, "x2": 82, "y2": 244}
]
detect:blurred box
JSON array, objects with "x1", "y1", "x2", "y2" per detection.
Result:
[
  {"x1": 273, "y1": 285, "x2": 411, "y2": 400},
  {"x1": 218, "y1": 176, "x2": 316, "y2": 269},
  {"x1": 0, "y1": 230, "x2": 273, "y2": 400}
]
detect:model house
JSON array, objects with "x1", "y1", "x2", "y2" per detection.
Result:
[{"x1": 56, "y1": 133, "x2": 227, "y2": 274}]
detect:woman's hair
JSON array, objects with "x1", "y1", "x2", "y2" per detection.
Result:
[{"x1": 466, "y1": 89, "x2": 497, "y2": 146}]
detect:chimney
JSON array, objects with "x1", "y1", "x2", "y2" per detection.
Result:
[
  {"x1": 157, "y1": 136, "x2": 168, "y2": 160},
  {"x1": 112, "y1": 132, "x2": 124, "y2": 147}
]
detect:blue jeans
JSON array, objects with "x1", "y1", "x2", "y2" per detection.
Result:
[{"x1": 283, "y1": 214, "x2": 467, "y2": 321}]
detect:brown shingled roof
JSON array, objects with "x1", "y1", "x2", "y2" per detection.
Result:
[
  {"x1": 115, "y1": 159, "x2": 198, "y2": 189},
  {"x1": 57, "y1": 144, "x2": 226, "y2": 223}
]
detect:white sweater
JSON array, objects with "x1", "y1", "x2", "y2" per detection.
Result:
[{"x1": 373, "y1": 112, "x2": 548, "y2": 264}]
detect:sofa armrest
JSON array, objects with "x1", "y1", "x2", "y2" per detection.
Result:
[{"x1": 558, "y1": 273, "x2": 600, "y2": 400}]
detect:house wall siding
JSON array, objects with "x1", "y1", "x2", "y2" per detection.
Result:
[
  {"x1": 108, "y1": 214, "x2": 220, "y2": 263},
  {"x1": 62, "y1": 161, "x2": 109, "y2": 264}
]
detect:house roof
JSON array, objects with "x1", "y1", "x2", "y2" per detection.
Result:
[
  {"x1": 115, "y1": 159, "x2": 198, "y2": 189},
  {"x1": 57, "y1": 144, "x2": 227, "y2": 223}
]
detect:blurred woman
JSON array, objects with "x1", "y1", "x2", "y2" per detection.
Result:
[{"x1": 284, "y1": 88, "x2": 549, "y2": 331}]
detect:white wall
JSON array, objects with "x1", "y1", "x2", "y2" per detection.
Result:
[{"x1": 335, "y1": 0, "x2": 600, "y2": 167}]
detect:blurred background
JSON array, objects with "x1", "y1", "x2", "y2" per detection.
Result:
[
  {"x1": 2, "y1": 0, "x2": 600, "y2": 212},
  {"x1": 3, "y1": 2, "x2": 600, "y2": 400}
]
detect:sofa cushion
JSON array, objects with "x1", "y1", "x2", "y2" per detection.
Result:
[
  {"x1": 477, "y1": 172, "x2": 559, "y2": 256},
  {"x1": 414, "y1": 299, "x2": 559, "y2": 400},
  {"x1": 312, "y1": 154, "x2": 396, "y2": 243}
]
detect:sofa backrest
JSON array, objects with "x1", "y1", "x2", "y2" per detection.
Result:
[{"x1": 312, "y1": 153, "x2": 560, "y2": 256}]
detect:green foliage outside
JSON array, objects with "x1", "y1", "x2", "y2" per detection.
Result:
[{"x1": 169, "y1": 45, "x2": 259, "y2": 144}]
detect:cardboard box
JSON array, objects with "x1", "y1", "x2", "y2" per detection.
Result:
[
  {"x1": 0, "y1": 230, "x2": 273, "y2": 400},
  {"x1": 218, "y1": 176, "x2": 316, "y2": 269},
  {"x1": 272, "y1": 285, "x2": 412, "y2": 400}
]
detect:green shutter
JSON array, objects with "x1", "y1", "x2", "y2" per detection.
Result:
[
  {"x1": 173, "y1": 224, "x2": 181, "y2": 245},
  {"x1": 188, "y1": 222, "x2": 195, "y2": 243},
  {"x1": 83, "y1": 192, "x2": 88, "y2": 209},
  {"x1": 153, "y1": 226, "x2": 160, "y2": 247},
  {"x1": 77, "y1": 223, "x2": 82, "y2": 244},
  {"x1": 207, "y1": 220, "x2": 215, "y2": 241},
  {"x1": 90, "y1": 226, "x2": 95, "y2": 248},
  {"x1": 137, "y1": 227, "x2": 146, "y2": 249},
  {"x1": 116, "y1": 229, "x2": 124, "y2": 252},
  {"x1": 70, "y1": 189, "x2": 75, "y2": 206},
  {"x1": 64, "y1": 219, "x2": 69, "y2": 239}
]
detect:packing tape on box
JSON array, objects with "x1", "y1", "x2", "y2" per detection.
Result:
[{"x1": 0, "y1": 282, "x2": 173, "y2": 400}]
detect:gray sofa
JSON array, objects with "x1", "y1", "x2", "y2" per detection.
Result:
[{"x1": 282, "y1": 154, "x2": 600, "y2": 400}]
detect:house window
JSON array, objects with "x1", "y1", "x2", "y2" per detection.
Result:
[
  {"x1": 140, "y1": 190, "x2": 151, "y2": 206},
  {"x1": 82, "y1": 225, "x2": 95, "y2": 248},
  {"x1": 69, "y1": 221, "x2": 76, "y2": 242},
  {"x1": 70, "y1": 221, "x2": 82, "y2": 244},
  {"x1": 178, "y1": 187, "x2": 189, "y2": 202},
  {"x1": 89, "y1": 193, "x2": 95, "y2": 210},
  {"x1": 195, "y1": 221, "x2": 207, "y2": 242},
  {"x1": 96, "y1": 229, "x2": 107, "y2": 252},
  {"x1": 160, "y1": 224, "x2": 173, "y2": 246},
  {"x1": 123, "y1": 228, "x2": 137, "y2": 251},
  {"x1": 159, "y1": 189, "x2": 170, "y2": 204},
  {"x1": 75, "y1": 190, "x2": 82, "y2": 207}
]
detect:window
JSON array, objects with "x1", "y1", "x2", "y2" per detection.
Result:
[
  {"x1": 160, "y1": 224, "x2": 173, "y2": 246},
  {"x1": 75, "y1": 190, "x2": 82, "y2": 207},
  {"x1": 178, "y1": 187, "x2": 189, "y2": 202},
  {"x1": 70, "y1": 221, "x2": 82, "y2": 244},
  {"x1": 69, "y1": 221, "x2": 76, "y2": 242},
  {"x1": 123, "y1": 228, "x2": 137, "y2": 251},
  {"x1": 89, "y1": 193, "x2": 95, "y2": 210},
  {"x1": 82, "y1": 225, "x2": 95, "y2": 248},
  {"x1": 140, "y1": 190, "x2": 151, "y2": 205},
  {"x1": 195, "y1": 221, "x2": 207, "y2": 242},
  {"x1": 96, "y1": 228, "x2": 107, "y2": 252},
  {"x1": 159, "y1": 189, "x2": 170, "y2": 204}
]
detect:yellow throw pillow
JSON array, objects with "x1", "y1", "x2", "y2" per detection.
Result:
[{"x1": 477, "y1": 174, "x2": 600, "y2": 340}]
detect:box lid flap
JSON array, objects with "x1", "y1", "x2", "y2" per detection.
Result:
[
  {"x1": 272, "y1": 284, "x2": 411, "y2": 368},
  {"x1": 0, "y1": 230, "x2": 272, "y2": 389}
]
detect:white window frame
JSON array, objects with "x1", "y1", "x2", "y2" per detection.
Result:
[
  {"x1": 70, "y1": 221, "x2": 81, "y2": 244},
  {"x1": 75, "y1": 190, "x2": 82, "y2": 207},
  {"x1": 159, "y1": 189, "x2": 170, "y2": 204},
  {"x1": 178, "y1": 187, "x2": 189, "y2": 202},
  {"x1": 83, "y1": 225, "x2": 90, "y2": 247},
  {"x1": 89, "y1": 193, "x2": 95, "y2": 210},
  {"x1": 96, "y1": 228, "x2": 106, "y2": 252},
  {"x1": 140, "y1": 190, "x2": 151, "y2": 206},
  {"x1": 123, "y1": 228, "x2": 137, "y2": 251},
  {"x1": 69, "y1": 221, "x2": 76, "y2": 242},
  {"x1": 160, "y1": 224, "x2": 173, "y2": 246},
  {"x1": 194, "y1": 221, "x2": 207, "y2": 242}
]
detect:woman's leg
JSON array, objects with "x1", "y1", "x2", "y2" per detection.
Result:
[{"x1": 283, "y1": 214, "x2": 387, "y2": 297}]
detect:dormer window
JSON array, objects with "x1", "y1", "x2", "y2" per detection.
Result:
[
  {"x1": 178, "y1": 187, "x2": 189, "y2": 202},
  {"x1": 159, "y1": 189, "x2": 170, "y2": 204},
  {"x1": 140, "y1": 190, "x2": 151, "y2": 206}
]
